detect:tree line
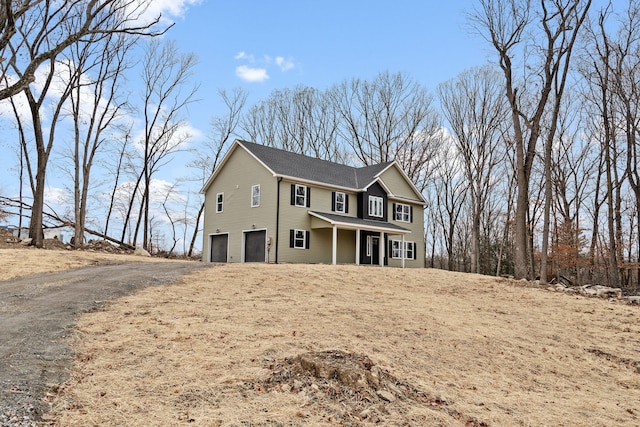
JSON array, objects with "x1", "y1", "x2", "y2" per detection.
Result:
[{"x1": 1, "y1": 0, "x2": 639, "y2": 290}]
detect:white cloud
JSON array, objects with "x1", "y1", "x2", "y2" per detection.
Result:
[
  {"x1": 275, "y1": 56, "x2": 295, "y2": 71},
  {"x1": 133, "y1": 0, "x2": 203, "y2": 27},
  {"x1": 234, "y1": 51, "x2": 254, "y2": 61},
  {"x1": 235, "y1": 65, "x2": 269, "y2": 83},
  {"x1": 234, "y1": 51, "x2": 296, "y2": 83}
]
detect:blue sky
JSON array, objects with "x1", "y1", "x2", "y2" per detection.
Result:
[
  {"x1": 171, "y1": 1, "x2": 489, "y2": 129},
  {"x1": 0, "y1": 0, "x2": 618, "y2": 249}
]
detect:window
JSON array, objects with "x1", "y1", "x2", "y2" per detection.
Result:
[
  {"x1": 391, "y1": 240, "x2": 416, "y2": 259},
  {"x1": 216, "y1": 192, "x2": 224, "y2": 213},
  {"x1": 251, "y1": 185, "x2": 260, "y2": 207},
  {"x1": 394, "y1": 203, "x2": 412, "y2": 222},
  {"x1": 291, "y1": 184, "x2": 310, "y2": 207},
  {"x1": 368, "y1": 196, "x2": 384, "y2": 218},
  {"x1": 391, "y1": 240, "x2": 402, "y2": 259},
  {"x1": 290, "y1": 229, "x2": 309, "y2": 249},
  {"x1": 405, "y1": 241, "x2": 415, "y2": 259},
  {"x1": 333, "y1": 191, "x2": 346, "y2": 213}
]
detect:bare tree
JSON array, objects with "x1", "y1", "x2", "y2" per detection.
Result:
[
  {"x1": 0, "y1": 0, "x2": 165, "y2": 101},
  {"x1": 579, "y1": 4, "x2": 634, "y2": 287},
  {"x1": 120, "y1": 38, "x2": 198, "y2": 250},
  {"x1": 242, "y1": 86, "x2": 344, "y2": 161},
  {"x1": 550, "y1": 107, "x2": 598, "y2": 285},
  {"x1": 63, "y1": 31, "x2": 135, "y2": 247},
  {"x1": 432, "y1": 144, "x2": 468, "y2": 271},
  {"x1": 438, "y1": 65, "x2": 510, "y2": 273},
  {"x1": 330, "y1": 71, "x2": 441, "y2": 191},
  {"x1": 3, "y1": 0, "x2": 165, "y2": 248},
  {"x1": 470, "y1": 0, "x2": 592, "y2": 279},
  {"x1": 188, "y1": 87, "x2": 247, "y2": 257}
]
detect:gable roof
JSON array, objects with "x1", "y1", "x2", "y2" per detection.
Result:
[
  {"x1": 239, "y1": 140, "x2": 390, "y2": 189},
  {"x1": 201, "y1": 140, "x2": 425, "y2": 203}
]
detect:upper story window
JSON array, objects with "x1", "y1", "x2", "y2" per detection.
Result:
[
  {"x1": 394, "y1": 203, "x2": 412, "y2": 223},
  {"x1": 251, "y1": 184, "x2": 260, "y2": 207},
  {"x1": 291, "y1": 184, "x2": 310, "y2": 207},
  {"x1": 368, "y1": 195, "x2": 384, "y2": 218},
  {"x1": 216, "y1": 192, "x2": 224, "y2": 213},
  {"x1": 333, "y1": 191, "x2": 346, "y2": 213}
]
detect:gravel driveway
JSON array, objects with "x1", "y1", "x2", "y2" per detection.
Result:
[{"x1": 0, "y1": 261, "x2": 204, "y2": 426}]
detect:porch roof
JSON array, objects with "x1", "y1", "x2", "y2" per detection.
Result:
[{"x1": 308, "y1": 211, "x2": 411, "y2": 234}]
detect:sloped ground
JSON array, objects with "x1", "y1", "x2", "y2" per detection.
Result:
[
  {"x1": 48, "y1": 263, "x2": 640, "y2": 426},
  {"x1": 0, "y1": 250, "x2": 201, "y2": 426}
]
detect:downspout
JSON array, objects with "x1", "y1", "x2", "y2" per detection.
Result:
[{"x1": 275, "y1": 177, "x2": 282, "y2": 264}]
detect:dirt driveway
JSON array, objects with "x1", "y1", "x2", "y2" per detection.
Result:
[{"x1": 0, "y1": 261, "x2": 204, "y2": 423}]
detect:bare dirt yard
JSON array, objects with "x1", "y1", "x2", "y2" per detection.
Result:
[{"x1": 31, "y1": 261, "x2": 639, "y2": 426}]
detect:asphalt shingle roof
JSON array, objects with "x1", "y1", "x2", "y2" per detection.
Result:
[
  {"x1": 239, "y1": 140, "x2": 391, "y2": 189},
  {"x1": 309, "y1": 211, "x2": 411, "y2": 233}
]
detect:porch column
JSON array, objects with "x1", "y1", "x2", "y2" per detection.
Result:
[
  {"x1": 379, "y1": 232, "x2": 385, "y2": 267},
  {"x1": 355, "y1": 229, "x2": 361, "y2": 265},
  {"x1": 332, "y1": 225, "x2": 337, "y2": 265},
  {"x1": 401, "y1": 234, "x2": 405, "y2": 269}
]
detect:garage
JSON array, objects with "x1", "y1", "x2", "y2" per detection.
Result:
[
  {"x1": 244, "y1": 230, "x2": 266, "y2": 262},
  {"x1": 209, "y1": 234, "x2": 228, "y2": 262}
]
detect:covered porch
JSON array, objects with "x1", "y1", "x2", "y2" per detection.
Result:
[{"x1": 308, "y1": 211, "x2": 411, "y2": 267}]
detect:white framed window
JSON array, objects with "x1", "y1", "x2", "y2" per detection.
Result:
[
  {"x1": 295, "y1": 184, "x2": 308, "y2": 207},
  {"x1": 366, "y1": 235, "x2": 373, "y2": 256},
  {"x1": 251, "y1": 184, "x2": 260, "y2": 207},
  {"x1": 216, "y1": 192, "x2": 224, "y2": 213},
  {"x1": 405, "y1": 241, "x2": 415, "y2": 259},
  {"x1": 394, "y1": 203, "x2": 411, "y2": 222},
  {"x1": 291, "y1": 229, "x2": 308, "y2": 249},
  {"x1": 334, "y1": 192, "x2": 346, "y2": 213},
  {"x1": 368, "y1": 196, "x2": 384, "y2": 218},
  {"x1": 391, "y1": 240, "x2": 415, "y2": 259},
  {"x1": 391, "y1": 240, "x2": 402, "y2": 258}
]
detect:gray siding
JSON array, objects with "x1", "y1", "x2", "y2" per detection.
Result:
[{"x1": 202, "y1": 147, "x2": 277, "y2": 262}]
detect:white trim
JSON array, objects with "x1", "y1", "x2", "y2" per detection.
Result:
[
  {"x1": 294, "y1": 184, "x2": 308, "y2": 207},
  {"x1": 332, "y1": 226, "x2": 337, "y2": 264},
  {"x1": 334, "y1": 191, "x2": 346, "y2": 213},
  {"x1": 355, "y1": 229, "x2": 361, "y2": 265},
  {"x1": 388, "y1": 195, "x2": 427, "y2": 206},
  {"x1": 251, "y1": 184, "x2": 260, "y2": 207},
  {"x1": 215, "y1": 192, "x2": 224, "y2": 213},
  {"x1": 394, "y1": 203, "x2": 411, "y2": 223},
  {"x1": 293, "y1": 228, "x2": 307, "y2": 249},
  {"x1": 368, "y1": 195, "x2": 384, "y2": 218},
  {"x1": 241, "y1": 227, "x2": 268, "y2": 263},
  {"x1": 201, "y1": 141, "x2": 426, "y2": 207},
  {"x1": 390, "y1": 239, "x2": 415, "y2": 262},
  {"x1": 308, "y1": 211, "x2": 411, "y2": 235},
  {"x1": 208, "y1": 232, "x2": 229, "y2": 263},
  {"x1": 371, "y1": 161, "x2": 426, "y2": 205}
]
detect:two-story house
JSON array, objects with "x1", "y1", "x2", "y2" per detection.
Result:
[{"x1": 200, "y1": 140, "x2": 426, "y2": 267}]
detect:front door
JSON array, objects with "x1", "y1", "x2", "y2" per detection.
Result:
[
  {"x1": 370, "y1": 236, "x2": 380, "y2": 265},
  {"x1": 210, "y1": 234, "x2": 228, "y2": 262},
  {"x1": 244, "y1": 230, "x2": 266, "y2": 262}
]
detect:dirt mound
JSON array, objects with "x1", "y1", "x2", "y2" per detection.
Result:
[
  {"x1": 251, "y1": 350, "x2": 488, "y2": 426},
  {"x1": 43, "y1": 238, "x2": 68, "y2": 250},
  {"x1": 80, "y1": 239, "x2": 133, "y2": 254},
  {"x1": 0, "y1": 228, "x2": 20, "y2": 248}
]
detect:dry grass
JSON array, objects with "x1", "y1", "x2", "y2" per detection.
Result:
[
  {"x1": 0, "y1": 248, "x2": 166, "y2": 280},
  {"x1": 47, "y1": 263, "x2": 640, "y2": 426}
]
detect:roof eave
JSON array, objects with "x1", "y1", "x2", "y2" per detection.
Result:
[{"x1": 309, "y1": 211, "x2": 412, "y2": 234}]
